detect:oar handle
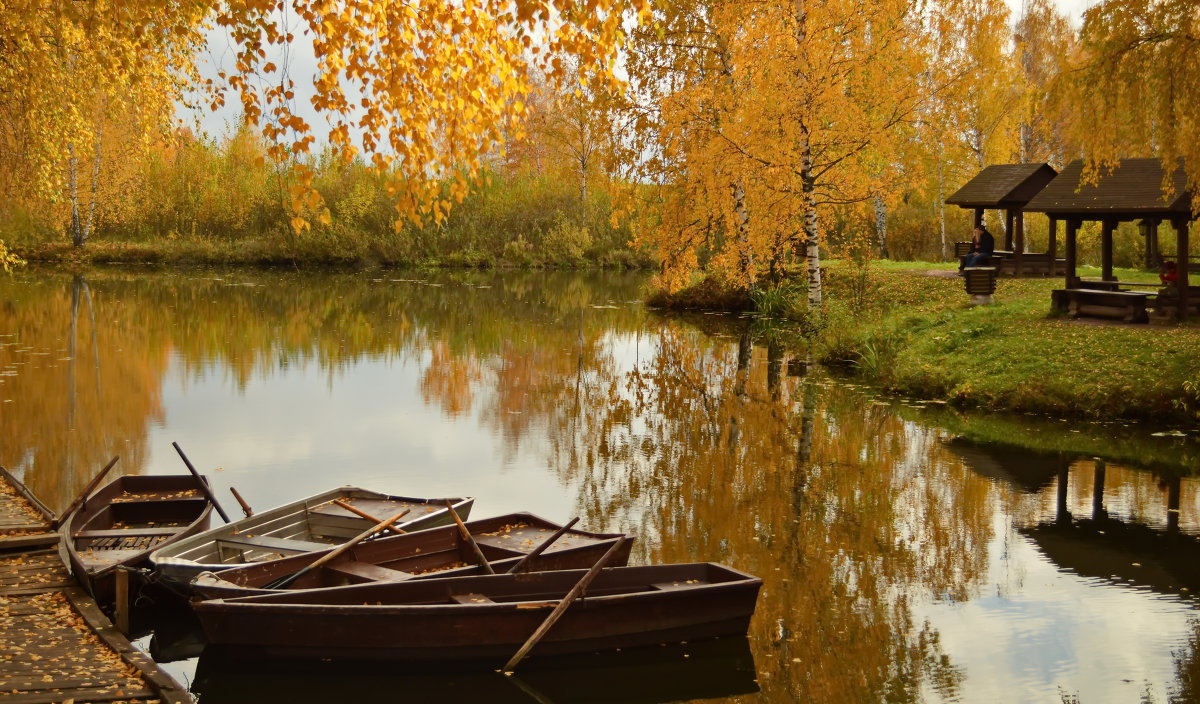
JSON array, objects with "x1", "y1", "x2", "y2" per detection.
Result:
[
  {"x1": 306, "y1": 508, "x2": 411, "y2": 572},
  {"x1": 506, "y1": 517, "x2": 581, "y2": 574},
  {"x1": 444, "y1": 500, "x2": 495, "y2": 575},
  {"x1": 333, "y1": 499, "x2": 405, "y2": 535},
  {"x1": 266, "y1": 508, "x2": 413, "y2": 589},
  {"x1": 503, "y1": 536, "x2": 629, "y2": 672},
  {"x1": 230, "y1": 487, "x2": 253, "y2": 518},
  {"x1": 172, "y1": 442, "x2": 231, "y2": 523},
  {"x1": 54, "y1": 456, "x2": 120, "y2": 529}
]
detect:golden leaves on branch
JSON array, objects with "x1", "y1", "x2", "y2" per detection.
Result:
[{"x1": 1, "y1": 0, "x2": 648, "y2": 242}]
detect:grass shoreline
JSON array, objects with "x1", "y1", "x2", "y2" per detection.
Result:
[{"x1": 663, "y1": 262, "x2": 1200, "y2": 425}]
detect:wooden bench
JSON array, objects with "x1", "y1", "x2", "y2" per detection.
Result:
[
  {"x1": 963, "y1": 267, "x2": 997, "y2": 304},
  {"x1": 450, "y1": 593, "x2": 496, "y2": 604},
  {"x1": 216, "y1": 534, "x2": 331, "y2": 554},
  {"x1": 954, "y1": 241, "x2": 973, "y2": 258},
  {"x1": 73, "y1": 527, "x2": 181, "y2": 539},
  {"x1": 997, "y1": 253, "x2": 1066, "y2": 276},
  {"x1": 1060, "y1": 289, "x2": 1152, "y2": 323},
  {"x1": 324, "y1": 560, "x2": 415, "y2": 583}
]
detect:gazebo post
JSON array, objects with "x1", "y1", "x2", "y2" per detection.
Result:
[
  {"x1": 1101, "y1": 219, "x2": 1115, "y2": 281},
  {"x1": 1176, "y1": 218, "x2": 1190, "y2": 321},
  {"x1": 1065, "y1": 218, "x2": 1078, "y2": 288},
  {"x1": 1004, "y1": 209, "x2": 1015, "y2": 250},
  {"x1": 1014, "y1": 210, "x2": 1025, "y2": 275},
  {"x1": 973, "y1": 208, "x2": 983, "y2": 229},
  {"x1": 1048, "y1": 216, "x2": 1058, "y2": 273},
  {"x1": 1139, "y1": 219, "x2": 1158, "y2": 269}
]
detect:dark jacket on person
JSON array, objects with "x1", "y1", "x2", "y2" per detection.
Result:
[{"x1": 974, "y1": 229, "x2": 995, "y2": 255}]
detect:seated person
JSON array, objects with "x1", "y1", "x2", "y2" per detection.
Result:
[
  {"x1": 1158, "y1": 260, "x2": 1179, "y2": 299},
  {"x1": 962, "y1": 226, "x2": 995, "y2": 268}
]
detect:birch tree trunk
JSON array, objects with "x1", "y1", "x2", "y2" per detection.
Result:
[
  {"x1": 874, "y1": 195, "x2": 889, "y2": 259},
  {"x1": 84, "y1": 125, "x2": 103, "y2": 246},
  {"x1": 800, "y1": 126, "x2": 823, "y2": 308},
  {"x1": 937, "y1": 158, "x2": 947, "y2": 261},
  {"x1": 68, "y1": 142, "x2": 82, "y2": 247},
  {"x1": 730, "y1": 182, "x2": 755, "y2": 290}
]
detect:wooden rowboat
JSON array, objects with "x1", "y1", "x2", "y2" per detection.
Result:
[
  {"x1": 191, "y1": 512, "x2": 633, "y2": 599},
  {"x1": 150, "y1": 487, "x2": 473, "y2": 588},
  {"x1": 192, "y1": 563, "x2": 761, "y2": 664},
  {"x1": 62, "y1": 473, "x2": 214, "y2": 604}
]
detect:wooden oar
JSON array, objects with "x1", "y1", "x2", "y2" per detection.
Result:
[
  {"x1": 444, "y1": 500, "x2": 495, "y2": 575},
  {"x1": 503, "y1": 536, "x2": 629, "y2": 673},
  {"x1": 54, "y1": 456, "x2": 120, "y2": 529},
  {"x1": 333, "y1": 499, "x2": 405, "y2": 535},
  {"x1": 263, "y1": 508, "x2": 412, "y2": 589},
  {"x1": 229, "y1": 487, "x2": 253, "y2": 517},
  {"x1": 505, "y1": 518, "x2": 580, "y2": 574},
  {"x1": 171, "y1": 442, "x2": 231, "y2": 523}
]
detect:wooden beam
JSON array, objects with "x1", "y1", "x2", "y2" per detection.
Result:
[
  {"x1": 1014, "y1": 210, "x2": 1025, "y2": 275},
  {"x1": 1047, "y1": 216, "x2": 1057, "y2": 264},
  {"x1": 1065, "y1": 219, "x2": 1079, "y2": 287},
  {"x1": 973, "y1": 208, "x2": 983, "y2": 229},
  {"x1": 1101, "y1": 220, "x2": 1115, "y2": 281},
  {"x1": 1139, "y1": 220, "x2": 1154, "y2": 269},
  {"x1": 1004, "y1": 209, "x2": 1015, "y2": 250},
  {"x1": 1176, "y1": 218, "x2": 1190, "y2": 322}
]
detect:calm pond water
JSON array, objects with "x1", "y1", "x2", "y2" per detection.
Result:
[{"x1": 3, "y1": 267, "x2": 1200, "y2": 703}]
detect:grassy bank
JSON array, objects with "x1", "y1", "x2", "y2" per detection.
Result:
[{"x1": 813, "y1": 264, "x2": 1200, "y2": 424}]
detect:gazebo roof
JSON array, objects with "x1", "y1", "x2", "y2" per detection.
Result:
[
  {"x1": 1023, "y1": 158, "x2": 1193, "y2": 219},
  {"x1": 945, "y1": 163, "x2": 1058, "y2": 208}
]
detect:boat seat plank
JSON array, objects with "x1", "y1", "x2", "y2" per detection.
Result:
[
  {"x1": 217, "y1": 534, "x2": 330, "y2": 553},
  {"x1": 651, "y1": 581, "x2": 707, "y2": 591},
  {"x1": 324, "y1": 561, "x2": 415, "y2": 583},
  {"x1": 73, "y1": 527, "x2": 181, "y2": 539},
  {"x1": 450, "y1": 592, "x2": 496, "y2": 605}
]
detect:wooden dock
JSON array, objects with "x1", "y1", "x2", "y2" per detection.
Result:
[{"x1": 0, "y1": 466, "x2": 192, "y2": 704}]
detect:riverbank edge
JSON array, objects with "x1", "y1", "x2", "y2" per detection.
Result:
[{"x1": 656, "y1": 267, "x2": 1200, "y2": 426}]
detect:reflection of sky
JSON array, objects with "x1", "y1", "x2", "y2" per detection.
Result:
[
  {"x1": 147, "y1": 351, "x2": 576, "y2": 525},
  {"x1": 916, "y1": 513, "x2": 1198, "y2": 703}
]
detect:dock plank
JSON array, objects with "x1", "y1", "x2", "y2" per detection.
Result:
[{"x1": 0, "y1": 465, "x2": 193, "y2": 704}]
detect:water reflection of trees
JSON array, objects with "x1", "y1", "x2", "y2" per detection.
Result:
[
  {"x1": 0, "y1": 275, "x2": 165, "y2": 509},
  {"x1": 0, "y1": 269, "x2": 646, "y2": 508},
  {"x1": 525, "y1": 322, "x2": 997, "y2": 701}
]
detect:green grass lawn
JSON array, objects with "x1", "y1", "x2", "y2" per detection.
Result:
[{"x1": 817, "y1": 263, "x2": 1200, "y2": 423}]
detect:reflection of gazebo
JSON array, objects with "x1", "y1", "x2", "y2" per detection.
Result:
[
  {"x1": 945, "y1": 163, "x2": 1059, "y2": 275},
  {"x1": 1020, "y1": 463, "x2": 1199, "y2": 594},
  {"x1": 1023, "y1": 158, "x2": 1195, "y2": 321},
  {"x1": 945, "y1": 437, "x2": 1065, "y2": 493}
]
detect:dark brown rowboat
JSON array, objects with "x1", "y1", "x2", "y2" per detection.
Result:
[
  {"x1": 192, "y1": 562, "x2": 761, "y2": 664},
  {"x1": 62, "y1": 473, "x2": 213, "y2": 604},
  {"x1": 191, "y1": 512, "x2": 633, "y2": 599}
]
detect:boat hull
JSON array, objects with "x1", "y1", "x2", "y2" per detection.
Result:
[
  {"x1": 191, "y1": 512, "x2": 632, "y2": 599},
  {"x1": 62, "y1": 474, "x2": 214, "y2": 605},
  {"x1": 150, "y1": 488, "x2": 473, "y2": 589},
  {"x1": 193, "y1": 563, "x2": 761, "y2": 664}
]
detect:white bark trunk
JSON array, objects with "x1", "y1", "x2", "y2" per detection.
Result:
[
  {"x1": 68, "y1": 143, "x2": 82, "y2": 247},
  {"x1": 874, "y1": 195, "x2": 888, "y2": 259},
  {"x1": 730, "y1": 182, "x2": 755, "y2": 289},
  {"x1": 800, "y1": 128, "x2": 822, "y2": 308}
]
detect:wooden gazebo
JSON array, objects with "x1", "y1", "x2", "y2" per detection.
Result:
[
  {"x1": 945, "y1": 163, "x2": 1059, "y2": 275},
  {"x1": 1023, "y1": 158, "x2": 1195, "y2": 321}
]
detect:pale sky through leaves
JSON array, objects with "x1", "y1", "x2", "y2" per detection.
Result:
[{"x1": 185, "y1": 0, "x2": 1099, "y2": 143}]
